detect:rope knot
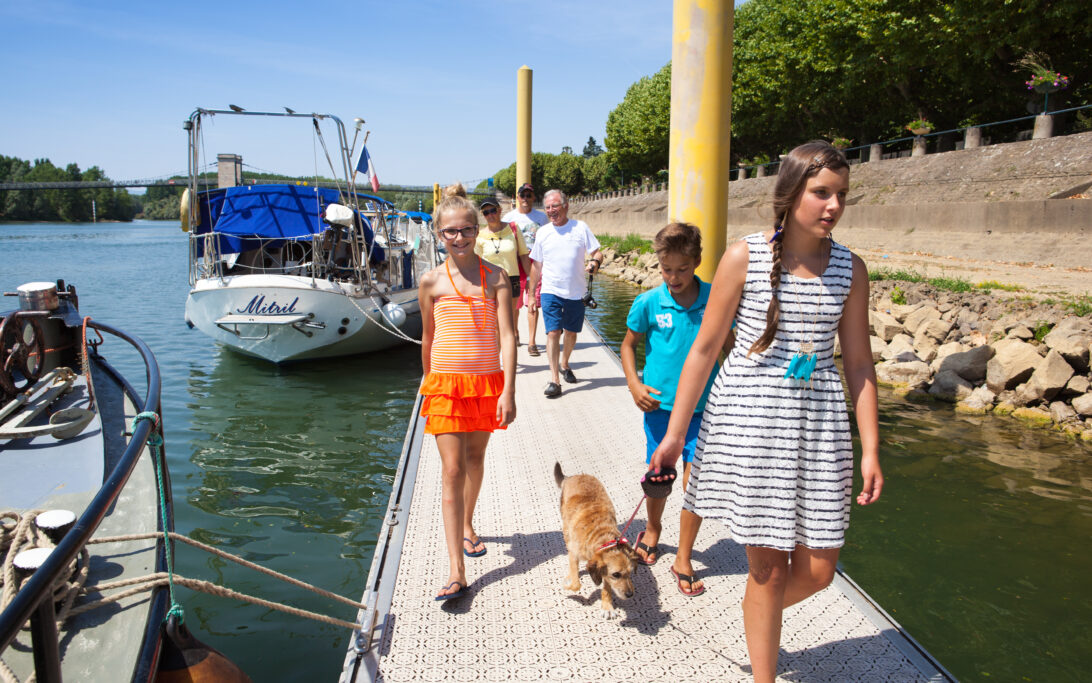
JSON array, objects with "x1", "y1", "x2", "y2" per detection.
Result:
[{"x1": 134, "y1": 411, "x2": 163, "y2": 446}]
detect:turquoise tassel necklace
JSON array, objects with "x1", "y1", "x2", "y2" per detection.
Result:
[{"x1": 783, "y1": 270, "x2": 822, "y2": 385}]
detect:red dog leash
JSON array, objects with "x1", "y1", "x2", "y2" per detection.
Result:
[{"x1": 598, "y1": 467, "x2": 678, "y2": 551}]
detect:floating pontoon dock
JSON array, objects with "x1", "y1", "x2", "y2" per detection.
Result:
[{"x1": 340, "y1": 325, "x2": 955, "y2": 682}]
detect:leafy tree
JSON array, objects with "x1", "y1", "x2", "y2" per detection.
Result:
[
  {"x1": 0, "y1": 156, "x2": 34, "y2": 220},
  {"x1": 581, "y1": 154, "x2": 611, "y2": 192},
  {"x1": 145, "y1": 181, "x2": 184, "y2": 202},
  {"x1": 542, "y1": 153, "x2": 584, "y2": 197},
  {"x1": 582, "y1": 137, "x2": 605, "y2": 158},
  {"x1": 58, "y1": 163, "x2": 90, "y2": 222},
  {"x1": 604, "y1": 63, "x2": 671, "y2": 180},
  {"x1": 731, "y1": 0, "x2": 1091, "y2": 158},
  {"x1": 493, "y1": 162, "x2": 517, "y2": 197}
]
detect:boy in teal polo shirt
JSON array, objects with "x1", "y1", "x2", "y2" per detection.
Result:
[{"x1": 621, "y1": 223, "x2": 721, "y2": 575}]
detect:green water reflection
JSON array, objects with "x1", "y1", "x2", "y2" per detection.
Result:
[
  {"x1": 177, "y1": 345, "x2": 422, "y2": 677},
  {"x1": 587, "y1": 275, "x2": 1092, "y2": 683}
]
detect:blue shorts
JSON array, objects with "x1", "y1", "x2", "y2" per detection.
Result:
[
  {"x1": 644, "y1": 409, "x2": 703, "y2": 464},
  {"x1": 540, "y1": 293, "x2": 584, "y2": 333}
]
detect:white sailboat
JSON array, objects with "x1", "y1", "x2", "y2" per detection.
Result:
[{"x1": 181, "y1": 109, "x2": 441, "y2": 363}]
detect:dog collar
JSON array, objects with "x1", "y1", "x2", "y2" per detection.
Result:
[{"x1": 599, "y1": 537, "x2": 629, "y2": 551}]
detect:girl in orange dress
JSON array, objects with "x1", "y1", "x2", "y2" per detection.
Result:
[{"x1": 418, "y1": 184, "x2": 516, "y2": 601}]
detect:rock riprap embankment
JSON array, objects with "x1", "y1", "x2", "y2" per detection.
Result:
[{"x1": 599, "y1": 247, "x2": 1092, "y2": 441}]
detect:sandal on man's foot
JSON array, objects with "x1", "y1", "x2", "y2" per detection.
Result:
[
  {"x1": 544, "y1": 382, "x2": 562, "y2": 398},
  {"x1": 528, "y1": 344, "x2": 540, "y2": 357},
  {"x1": 635, "y1": 530, "x2": 659, "y2": 566},
  {"x1": 463, "y1": 536, "x2": 487, "y2": 557},
  {"x1": 670, "y1": 566, "x2": 705, "y2": 597}
]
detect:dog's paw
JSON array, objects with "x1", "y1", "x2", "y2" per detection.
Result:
[
  {"x1": 601, "y1": 607, "x2": 620, "y2": 620},
  {"x1": 563, "y1": 580, "x2": 581, "y2": 592}
]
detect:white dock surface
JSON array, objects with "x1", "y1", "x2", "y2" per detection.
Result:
[{"x1": 341, "y1": 326, "x2": 950, "y2": 682}]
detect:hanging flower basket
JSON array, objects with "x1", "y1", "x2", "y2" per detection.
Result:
[
  {"x1": 1027, "y1": 73, "x2": 1070, "y2": 94},
  {"x1": 905, "y1": 119, "x2": 934, "y2": 136}
]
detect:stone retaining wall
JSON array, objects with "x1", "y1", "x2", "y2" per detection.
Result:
[{"x1": 571, "y1": 132, "x2": 1092, "y2": 270}]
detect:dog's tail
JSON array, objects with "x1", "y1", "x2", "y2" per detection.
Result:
[{"x1": 554, "y1": 461, "x2": 566, "y2": 488}]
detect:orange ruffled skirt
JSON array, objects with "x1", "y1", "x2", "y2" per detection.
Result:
[{"x1": 420, "y1": 371, "x2": 507, "y2": 434}]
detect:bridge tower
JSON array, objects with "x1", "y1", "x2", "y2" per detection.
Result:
[{"x1": 217, "y1": 154, "x2": 242, "y2": 188}]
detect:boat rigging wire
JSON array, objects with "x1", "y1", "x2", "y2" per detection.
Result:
[{"x1": 311, "y1": 118, "x2": 345, "y2": 197}]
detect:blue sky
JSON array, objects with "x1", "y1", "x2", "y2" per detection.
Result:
[{"x1": 0, "y1": 0, "x2": 687, "y2": 188}]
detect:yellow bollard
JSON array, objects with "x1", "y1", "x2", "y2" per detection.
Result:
[
  {"x1": 516, "y1": 66, "x2": 533, "y2": 191},
  {"x1": 432, "y1": 183, "x2": 441, "y2": 212},
  {"x1": 668, "y1": 0, "x2": 733, "y2": 282}
]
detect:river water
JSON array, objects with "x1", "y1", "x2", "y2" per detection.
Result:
[{"x1": 2, "y1": 221, "x2": 1089, "y2": 682}]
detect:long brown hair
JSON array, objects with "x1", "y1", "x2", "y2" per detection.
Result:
[{"x1": 748, "y1": 141, "x2": 849, "y2": 356}]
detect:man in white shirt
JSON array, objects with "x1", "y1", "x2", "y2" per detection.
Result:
[
  {"x1": 502, "y1": 183, "x2": 549, "y2": 356},
  {"x1": 527, "y1": 189, "x2": 603, "y2": 398}
]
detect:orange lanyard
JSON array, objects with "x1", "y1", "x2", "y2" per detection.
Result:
[{"x1": 444, "y1": 258, "x2": 488, "y2": 332}]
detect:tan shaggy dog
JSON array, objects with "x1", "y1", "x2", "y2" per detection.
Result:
[{"x1": 554, "y1": 462, "x2": 638, "y2": 618}]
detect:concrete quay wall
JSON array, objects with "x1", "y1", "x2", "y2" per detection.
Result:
[{"x1": 569, "y1": 132, "x2": 1092, "y2": 270}]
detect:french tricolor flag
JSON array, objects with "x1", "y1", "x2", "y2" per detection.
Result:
[{"x1": 355, "y1": 144, "x2": 380, "y2": 192}]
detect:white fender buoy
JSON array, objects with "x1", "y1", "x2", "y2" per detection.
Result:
[
  {"x1": 179, "y1": 188, "x2": 194, "y2": 232},
  {"x1": 382, "y1": 302, "x2": 407, "y2": 328}
]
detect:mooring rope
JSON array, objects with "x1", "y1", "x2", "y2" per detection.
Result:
[
  {"x1": 133, "y1": 411, "x2": 184, "y2": 625},
  {"x1": 333, "y1": 281, "x2": 422, "y2": 345},
  {"x1": 90, "y1": 531, "x2": 366, "y2": 611},
  {"x1": 1, "y1": 513, "x2": 366, "y2": 632}
]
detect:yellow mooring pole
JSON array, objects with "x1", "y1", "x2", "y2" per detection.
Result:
[
  {"x1": 516, "y1": 65, "x2": 533, "y2": 191},
  {"x1": 668, "y1": 0, "x2": 734, "y2": 282}
]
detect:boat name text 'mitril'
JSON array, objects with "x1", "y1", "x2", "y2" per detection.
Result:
[{"x1": 236, "y1": 295, "x2": 300, "y2": 316}]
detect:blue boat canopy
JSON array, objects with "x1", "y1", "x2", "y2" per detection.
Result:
[
  {"x1": 400, "y1": 210, "x2": 433, "y2": 223},
  {"x1": 195, "y1": 184, "x2": 391, "y2": 257}
]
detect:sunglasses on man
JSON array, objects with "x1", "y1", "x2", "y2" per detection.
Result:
[
  {"x1": 440, "y1": 226, "x2": 479, "y2": 240},
  {"x1": 518, "y1": 191, "x2": 533, "y2": 198},
  {"x1": 481, "y1": 207, "x2": 498, "y2": 216}
]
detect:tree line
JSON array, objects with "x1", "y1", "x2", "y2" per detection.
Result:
[
  {"x1": 0, "y1": 155, "x2": 136, "y2": 222},
  {"x1": 0, "y1": 158, "x2": 439, "y2": 223},
  {"x1": 486, "y1": 0, "x2": 1090, "y2": 197}
]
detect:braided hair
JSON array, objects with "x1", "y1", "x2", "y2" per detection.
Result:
[{"x1": 748, "y1": 141, "x2": 848, "y2": 356}]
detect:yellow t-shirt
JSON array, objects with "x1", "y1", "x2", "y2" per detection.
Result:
[{"x1": 475, "y1": 223, "x2": 529, "y2": 277}]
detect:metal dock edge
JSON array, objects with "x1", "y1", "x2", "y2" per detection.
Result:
[{"x1": 340, "y1": 393, "x2": 427, "y2": 683}]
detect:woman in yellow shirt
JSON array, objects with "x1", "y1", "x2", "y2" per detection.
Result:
[{"x1": 475, "y1": 197, "x2": 532, "y2": 344}]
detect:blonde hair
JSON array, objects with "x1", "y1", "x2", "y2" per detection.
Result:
[
  {"x1": 442, "y1": 182, "x2": 468, "y2": 199},
  {"x1": 749, "y1": 141, "x2": 848, "y2": 356},
  {"x1": 434, "y1": 182, "x2": 478, "y2": 231}
]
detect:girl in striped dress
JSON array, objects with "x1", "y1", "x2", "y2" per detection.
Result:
[
  {"x1": 419, "y1": 185, "x2": 516, "y2": 601},
  {"x1": 650, "y1": 142, "x2": 883, "y2": 681}
]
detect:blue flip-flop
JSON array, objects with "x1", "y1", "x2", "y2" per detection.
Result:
[
  {"x1": 463, "y1": 537, "x2": 487, "y2": 557},
  {"x1": 434, "y1": 581, "x2": 468, "y2": 602}
]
